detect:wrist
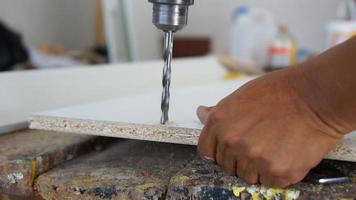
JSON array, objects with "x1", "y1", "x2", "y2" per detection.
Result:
[{"x1": 293, "y1": 60, "x2": 354, "y2": 137}]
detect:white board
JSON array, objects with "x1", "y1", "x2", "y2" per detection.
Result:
[
  {"x1": 0, "y1": 56, "x2": 226, "y2": 134},
  {"x1": 29, "y1": 78, "x2": 356, "y2": 162},
  {"x1": 30, "y1": 78, "x2": 252, "y2": 143}
]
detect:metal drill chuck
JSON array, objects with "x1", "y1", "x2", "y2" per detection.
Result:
[{"x1": 148, "y1": 0, "x2": 194, "y2": 32}]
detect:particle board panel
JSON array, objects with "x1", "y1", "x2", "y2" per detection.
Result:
[
  {"x1": 0, "y1": 129, "x2": 97, "y2": 196},
  {"x1": 29, "y1": 79, "x2": 356, "y2": 162}
]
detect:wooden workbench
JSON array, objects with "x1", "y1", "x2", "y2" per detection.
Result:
[{"x1": 0, "y1": 129, "x2": 355, "y2": 200}]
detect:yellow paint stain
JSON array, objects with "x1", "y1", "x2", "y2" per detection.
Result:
[
  {"x1": 135, "y1": 182, "x2": 158, "y2": 192},
  {"x1": 246, "y1": 186, "x2": 260, "y2": 200},
  {"x1": 232, "y1": 186, "x2": 245, "y2": 197},
  {"x1": 30, "y1": 160, "x2": 37, "y2": 185},
  {"x1": 172, "y1": 175, "x2": 190, "y2": 186},
  {"x1": 232, "y1": 185, "x2": 300, "y2": 200},
  {"x1": 224, "y1": 71, "x2": 246, "y2": 80}
]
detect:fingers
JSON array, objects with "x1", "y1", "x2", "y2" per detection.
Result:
[
  {"x1": 257, "y1": 159, "x2": 305, "y2": 188},
  {"x1": 222, "y1": 158, "x2": 236, "y2": 176},
  {"x1": 216, "y1": 139, "x2": 224, "y2": 166},
  {"x1": 259, "y1": 175, "x2": 291, "y2": 188},
  {"x1": 196, "y1": 105, "x2": 214, "y2": 125},
  {"x1": 197, "y1": 125, "x2": 217, "y2": 163},
  {"x1": 197, "y1": 105, "x2": 217, "y2": 162},
  {"x1": 238, "y1": 161, "x2": 259, "y2": 185},
  {"x1": 220, "y1": 148, "x2": 236, "y2": 176},
  {"x1": 197, "y1": 106, "x2": 294, "y2": 188},
  {"x1": 258, "y1": 167, "x2": 307, "y2": 188}
]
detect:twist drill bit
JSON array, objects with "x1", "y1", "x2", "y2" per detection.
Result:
[
  {"x1": 148, "y1": 0, "x2": 194, "y2": 125},
  {"x1": 160, "y1": 31, "x2": 174, "y2": 125}
]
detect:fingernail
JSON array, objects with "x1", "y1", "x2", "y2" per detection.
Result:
[
  {"x1": 198, "y1": 105, "x2": 209, "y2": 110},
  {"x1": 199, "y1": 154, "x2": 216, "y2": 164},
  {"x1": 197, "y1": 106, "x2": 210, "y2": 124}
]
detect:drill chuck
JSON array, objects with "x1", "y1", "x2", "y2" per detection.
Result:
[{"x1": 149, "y1": 0, "x2": 194, "y2": 32}]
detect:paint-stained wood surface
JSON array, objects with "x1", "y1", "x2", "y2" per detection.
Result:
[
  {"x1": 1, "y1": 131, "x2": 353, "y2": 199},
  {"x1": 34, "y1": 139, "x2": 356, "y2": 200},
  {"x1": 35, "y1": 140, "x2": 196, "y2": 200},
  {"x1": 0, "y1": 129, "x2": 96, "y2": 195},
  {"x1": 30, "y1": 81, "x2": 356, "y2": 162},
  {"x1": 167, "y1": 159, "x2": 356, "y2": 200}
]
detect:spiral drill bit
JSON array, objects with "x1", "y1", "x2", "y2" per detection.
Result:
[
  {"x1": 148, "y1": 0, "x2": 194, "y2": 124},
  {"x1": 160, "y1": 31, "x2": 174, "y2": 124}
]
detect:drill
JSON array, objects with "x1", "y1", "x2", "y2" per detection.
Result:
[{"x1": 148, "y1": 0, "x2": 195, "y2": 125}]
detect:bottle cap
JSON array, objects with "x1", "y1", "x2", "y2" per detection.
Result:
[
  {"x1": 234, "y1": 6, "x2": 249, "y2": 17},
  {"x1": 278, "y1": 24, "x2": 288, "y2": 32}
]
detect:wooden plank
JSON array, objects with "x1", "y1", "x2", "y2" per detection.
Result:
[
  {"x1": 35, "y1": 140, "x2": 195, "y2": 199},
  {"x1": 166, "y1": 158, "x2": 356, "y2": 199},
  {"x1": 0, "y1": 129, "x2": 97, "y2": 196},
  {"x1": 30, "y1": 80, "x2": 356, "y2": 162}
]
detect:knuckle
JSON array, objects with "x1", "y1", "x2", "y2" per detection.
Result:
[
  {"x1": 246, "y1": 146, "x2": 262, "y2": 160},
  {"x1": 208, "y1": 109, "x2": 224, "y2": 123},
  {"x1": 267, "y1": 165, "x2": 289, "y2": 177},
  {"x1": 221, "y1": 136, "x2": 235, "y2": 148},
  {"x1": 221, "y1": 131, "x2": 239, "y2": 148}
]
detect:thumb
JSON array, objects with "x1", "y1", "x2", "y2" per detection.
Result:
[{"x1": 197, "y1": 105, "x2": 214, "y2": 125}]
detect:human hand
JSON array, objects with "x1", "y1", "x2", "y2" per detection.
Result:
[{"x1": 197, "y1": 67, "x2": 345, "y2": 187}]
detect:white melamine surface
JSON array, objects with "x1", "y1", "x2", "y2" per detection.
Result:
[
  {"x1": 0, "y1": 56, "x2": 227, "y2": 133},
  {"x1": 34, "y1": 78, "x2": 253, "y2": 129}
]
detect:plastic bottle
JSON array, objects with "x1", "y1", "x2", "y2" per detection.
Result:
[
  {"x1": 249, "y1": 8, "x2": 277, "y2": 67},
  {"x1": 229, "y1": 7, "x2": 276, "y2": 68},
  {"x1": 336, "y1": 0, "x2": 356, "y2": 20},
  {"x1": 229, "y1": 6, "x2": 254, "y2": 63},
  {"x1": 267, "y1": 24, "x2": 297, "y2": 70},
  {"x1": 325, "y1": 0, "x2": 356, "y2": 49}
]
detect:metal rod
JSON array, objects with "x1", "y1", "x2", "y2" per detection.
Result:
[
  {"x1": 318, "y1": 177, "x2": 350, "y2": 185},
  {"x1": 160, "y1": 31, "x2": 173, "y2": 125}
]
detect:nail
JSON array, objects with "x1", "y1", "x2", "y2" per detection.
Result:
[
  {"x1": 197, "y1": 106, "x2": 210, "y2": 124},
  {"x1": 199, "y1": 154, "x2": 216, "y2": 164}
]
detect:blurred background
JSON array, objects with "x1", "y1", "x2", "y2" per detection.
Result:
[{"x1": 0, "y1": 0, "x2": 355, "y2": 72}]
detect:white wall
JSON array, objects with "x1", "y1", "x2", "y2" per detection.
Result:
[
  {"x1": 127, "y1": 0, "x2": 162, "y2": 61},
  {"x1": 0, "y1": 0, "x2": 340, "y2": 60},
  {"x1": 131, "y1": 0, "x2": 339, "y2": 60},
  {"x1": 0, "y1": 0, "x2": 97, "y2": 49}
]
